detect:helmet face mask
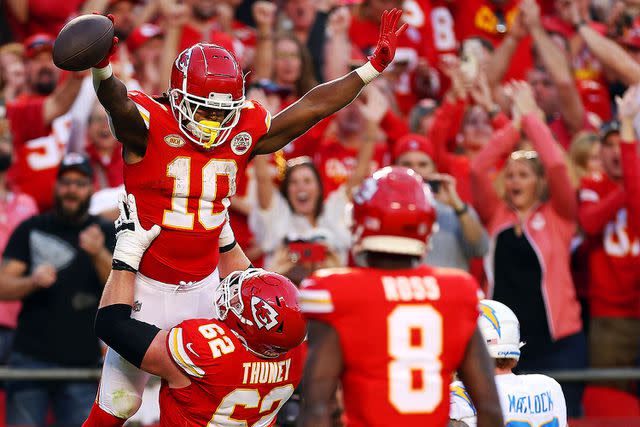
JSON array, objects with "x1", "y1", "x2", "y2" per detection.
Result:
[
  {"x1": 169, "y1": 44, "x2": 246, "y2": 149},
  {"x1": 215, "y1": 269, "x2": 306, "y2": 359}
]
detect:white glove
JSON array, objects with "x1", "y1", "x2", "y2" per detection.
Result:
[{"x1": 113, "y1": 193, "x2": 160, "y2": 272}]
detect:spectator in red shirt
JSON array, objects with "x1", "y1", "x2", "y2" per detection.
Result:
[
  {"x1": 314, "y1": 84, "x2": 390, "y2": 197},
  {"x1": 6, "y1": 34, "x2": 85, "y2": 212},
  {"x1": 175, "y1": 0, "x2": 237, "y2": 56},
  {"x1": 126, "y1": 24, "x2": 165, "y2": 94},
  {"x1": 0, "y1": 117, "x2": 37, "y2": 364},
  {"x1": 85, "y1": 102, "x2": 123, "y2": 192},
  {"x1": 578, "y1": 86, "x2": 640, "y2": 393},
  {"x1": 5, "y1": 0, "x2": 84, "y2": 41},
  {"x1": 488, "y1": 0, "x2": 587, "y2": 149},
  {"x1": 0, "y1": 43, "x2": 26, "y2": 105}
]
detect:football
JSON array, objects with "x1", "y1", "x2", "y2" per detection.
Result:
[{"x1": 53, "y1": 14, "x2": 114, "y2": 71}]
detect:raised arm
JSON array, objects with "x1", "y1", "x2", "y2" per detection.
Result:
[
  {"x1": 42, "y1": 72, "x2": 85, "y2": 125},
  {"x1": 485, "y1": 10, "x2": 527, "y2": 88},
  {"x1": 572, "y1": 4, "x2": 640, "y2": 86},
  {"x1": 251, "y1": 1, "x2": 277, "y2": 82},
  {"x1": 513, "y1": 82, "x2": 577, "y2": 220},
  {"x1": 323, "y1": 7, "x2": 352, "y2": 81},
  {"x1": 298, "y1": 320, "x2": 343, "y2": 427},
  {"x1": 470, "y1": 122, "x2": 521, "y2": 224},
  {"x1": 253, "y1": 8, "x2": 407, "y2": 155},
  {"x1": 89, "y1": 16, "x2": 148, "y2": 159},
  {"x1": 522, "y1": 0, "x2": 584, "y2": 134},
  {"x1": 617, "y1": 86, "x2": 640, "y2": 234},
  {"x1": 93, "y1": 194, "x2": 187, "y2": 386}
]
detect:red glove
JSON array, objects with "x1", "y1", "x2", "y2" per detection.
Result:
[
  {"x1": 368, "y1": 8, "x2": 408, "y2": 72},
  {"x1": 94, "y1": 13, "x2": 119, "y2": 68}
]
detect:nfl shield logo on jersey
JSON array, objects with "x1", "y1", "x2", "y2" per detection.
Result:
[
  {"x1": 251, "y1": 296, "x2": 279, "y2": 330},
  {"x1": 164, "y1": 134, "x2": 186, "y2": 148},
  {"x1": 231, "y1": 132, "x2": 252, "y2": 155}
]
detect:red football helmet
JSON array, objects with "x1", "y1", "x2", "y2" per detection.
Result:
[
  {"x1": 169, "y1": 44, "x2": 245, "y2": 149},
  {"x1": 215, "y1": 269, "x2": 307, "y2": 358},
  {"x1": 351, "y1": 166, "x2": 437, "y2": 258}
]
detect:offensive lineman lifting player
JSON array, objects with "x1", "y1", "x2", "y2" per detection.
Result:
[{"x1": 61, "y1": 8, "x2": 409, "y2": 426}]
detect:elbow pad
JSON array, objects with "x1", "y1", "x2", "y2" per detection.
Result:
[{"x1": 95, "y1": 304, "x2": 161, "y2": 368}]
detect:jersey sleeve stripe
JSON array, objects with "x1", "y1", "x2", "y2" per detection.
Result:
[
  {"x1": 265, "y1": 110, "x2": 272, "y2": 132},
  {"x1": 299, "y1": 289, "x2": 334, "y2": 313},
  {"x1": 168, "y1": 328, "x2": 205, "y2": 378},
  {"x1": 131, "y1": 102, "x2": 151, "y2": 129}
]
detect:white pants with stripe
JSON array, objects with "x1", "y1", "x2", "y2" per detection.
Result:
[{"x1": 97, "y1": 269, "x2": 219, "y2": 420}]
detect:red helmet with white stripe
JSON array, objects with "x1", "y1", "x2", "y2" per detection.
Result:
[
  {"x1": 216, "y1": 269, "x2": 306, "y2": 358},
  {"x1": 169, "y1": 43, "x2": 245, "y2": 149},
  {"x1": 351, "y1": 166, "x2": 437, "y2": 258}
]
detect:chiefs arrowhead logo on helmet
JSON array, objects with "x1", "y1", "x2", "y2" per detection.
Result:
[{"x1": 250, "y1": 296, "x2": 280, "y2": 330}]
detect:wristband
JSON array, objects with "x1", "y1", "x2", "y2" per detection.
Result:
[
  {"x1": 355, "y1": 61, "x2": 381, "y2": 84},
  {"x1": 91, "y1": 63, "x2": 112, "y2": 90},
  {"x1": 112, "y1": 258, "x2": 137, "y2": 273},
  {"x1": 454, "y1": 203, "x2": 469, "y2": 217}
]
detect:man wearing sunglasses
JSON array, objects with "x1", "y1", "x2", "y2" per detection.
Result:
[{"x1": 0, "y1": 153, "x2": 115, "y2": 426}]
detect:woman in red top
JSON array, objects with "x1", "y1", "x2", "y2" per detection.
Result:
[{"x1": 470, "y1": 81, "x2": 585, "y2": 416}]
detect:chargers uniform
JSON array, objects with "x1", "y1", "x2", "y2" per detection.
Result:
[
  {"x1": 450, "y1": 374, "x2": 567, "y2": 427},
  {"x1": 161, "y1": 318, "x2": 304, "y2": 426},
  {"x1": 300, "y1": 265, "x2": 479, "y2": 427}
]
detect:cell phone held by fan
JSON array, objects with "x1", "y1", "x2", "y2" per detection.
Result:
[{"x1": 287, "y1": 241, "x2": 327, "y2": 263}]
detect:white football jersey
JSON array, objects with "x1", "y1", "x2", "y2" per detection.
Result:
[{"x1": 450, "y1": 373, "x2": 567, "y2": 427}]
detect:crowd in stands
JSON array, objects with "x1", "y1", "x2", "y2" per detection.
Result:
[{"x1": 0, "y1": 0, "x2": 640, "y2": 423}]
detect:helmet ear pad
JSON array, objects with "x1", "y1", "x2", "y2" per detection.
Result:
[{"x1": 169, "y1": 44, "x2": 245, "y2": 148}]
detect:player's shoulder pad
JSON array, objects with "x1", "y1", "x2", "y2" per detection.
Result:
[
  {"x1": 167, "y1": 318, "x2": 235, "y2": 378},
  {"x1": 522, "y1": 373, "x2": 563, "y2": 391},
  {"x1": 299, "y1": 268, "x2": 361, "y2": 316},
  {"x1": 450, "y1": 381, "x2": 477, "y2": 417},
  {"x1": 243, "y1": 99, "x2": 272, "y2": 133}
]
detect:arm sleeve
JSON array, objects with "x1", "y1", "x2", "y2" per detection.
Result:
[
  {"x1": 166, "y1": 322, "x2": 207, "y2": 378},
  {"x1": 380, "y1": 108, "x2": 411, "y2": 151},
  {"x1": 429, "y1": 99, "x2": 466, "y2": 173},
  {"x1": 620, "y1": 141, "x2": 640, "y2": 234},
  {"x1": 470, "y1": 124, "x2": 521, "y2": 224},
  {"x1": 3, "y1": 220, "x2": 32, "y2": 265},
  {"x1": 299, "y1": 278, "x2": 340, "y2": 329},
  {"x1": 521, "y1": 114, "x2": 577, "y2": 220},
  {"x1": 578, "y1": 183, "x2": 625, "y2": 236},
  {"x1": 219, "y1": 212, "x2": 237, "y2": 253}
]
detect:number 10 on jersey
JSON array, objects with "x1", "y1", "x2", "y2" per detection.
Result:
[{"x1": 163, "y1": 157, "x2": 238, "y2": 230}]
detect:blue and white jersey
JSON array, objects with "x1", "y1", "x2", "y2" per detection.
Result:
[{"x1": 450, "y1": 373, "x2": 567, "y2": 427}]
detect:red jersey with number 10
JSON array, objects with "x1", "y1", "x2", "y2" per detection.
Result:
[
  {"x1": 124, "y1": 91, "x2": 271, "y2": 283},
  {"x1": 300, "y1": 265, "x2": 479, "y2": 427},
  {"x1": 162, "y1": 318, "x2": 304, "y2": 426}
]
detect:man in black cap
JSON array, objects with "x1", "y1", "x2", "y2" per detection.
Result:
[{"x1": 0, "y1": 153, "x2": 115, "y2": 426}]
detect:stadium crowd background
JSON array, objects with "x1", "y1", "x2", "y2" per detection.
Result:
[{"x1": 0, "y1": 0, "x2": 639, "y2": 424}]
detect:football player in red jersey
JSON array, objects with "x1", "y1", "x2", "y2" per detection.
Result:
[
  {"x1": 72, "y1": 8, "x2": 407, "y2": 424},
  {"x1": 89, "y1": 193, "x2": 306, "y2": 426},
  {"x1": 298, "y1": 166, "x2": 502, "y2": 427}
]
